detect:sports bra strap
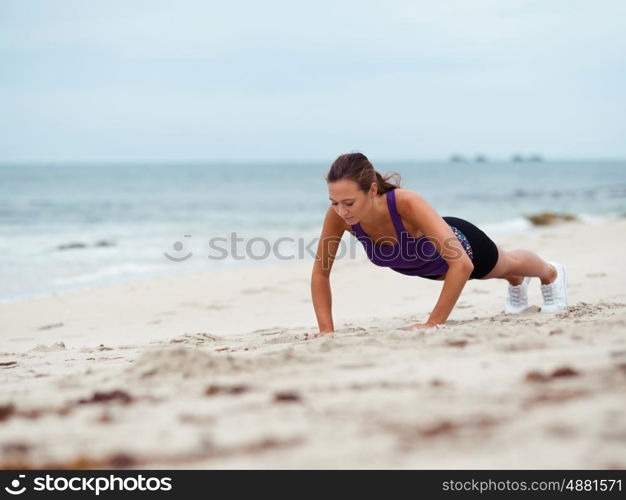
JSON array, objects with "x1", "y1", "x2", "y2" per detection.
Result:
[{"x1": 386, "y1": 188, "x2": 407, "y2": 237}]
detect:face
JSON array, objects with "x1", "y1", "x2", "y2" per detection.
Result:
[{"x1": 328, "y1": 179, "x2": 376, "y2": 224}]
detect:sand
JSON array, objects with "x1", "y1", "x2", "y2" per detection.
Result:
[{"x1": 1, "y1": 218, "x2": 626, "y2": 469}]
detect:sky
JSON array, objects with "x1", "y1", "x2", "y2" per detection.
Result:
[{"x1": 1, "y1": 0, "x2": 625, "y2": 162}]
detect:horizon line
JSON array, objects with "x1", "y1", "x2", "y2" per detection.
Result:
[{"x1": 1, "y1": 156, "x2": 626, "y2": 166}]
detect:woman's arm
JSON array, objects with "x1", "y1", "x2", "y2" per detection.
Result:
[
  {"x1": 397, "y1": 190, "x2": 474, "y2": 327},
  {"x1": 310, "y1": 206, "x2": 346, "y2": 334},
  {"x1": 311, "y1": 273, "x2": 334, "y2": 333},
  {"x1": 424, "y1": 264, "x2": 473, "y2": 326}
]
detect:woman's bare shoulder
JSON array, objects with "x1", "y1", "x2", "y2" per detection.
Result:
[{"x1": 393, "y1": 188, "x2": 426, "y2": 212}]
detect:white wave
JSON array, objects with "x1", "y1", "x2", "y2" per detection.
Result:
[
  {"x1": 480, "y1": 212, "x2": 622, "y2": 236},
  {"x1": 53, "y1": 263, "x2": 166, "y2": 286},
  {"x1": 480, "y1": 217, "x2": 534, "y2": 236}
]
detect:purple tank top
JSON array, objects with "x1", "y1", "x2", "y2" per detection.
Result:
[{"x1": 350, "y1": 188, "x2": 473, "y2": 277}]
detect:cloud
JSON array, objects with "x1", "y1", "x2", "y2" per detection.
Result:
[{"x1": 1, "y1": 0, "x2": 625, "y2": 161}]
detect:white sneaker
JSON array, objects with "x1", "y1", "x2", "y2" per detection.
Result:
[
  {"x1": 540, "y1": 261, "x2": 568, "y2": 313},
  {"x1": 505, "y1": 276, "x2": 531, "y2": 314}
]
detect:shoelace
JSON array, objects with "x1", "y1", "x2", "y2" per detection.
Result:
[
  {"x1": 508, "y1": 285, "x2": 524, "y2": 306},
  {"x1": 541, "y1": 285, "x2": 555, "y2": 305}
]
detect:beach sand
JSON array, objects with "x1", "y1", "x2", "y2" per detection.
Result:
[{"x1": 1, "y1": 218, "x2": 626, "y2": 469}]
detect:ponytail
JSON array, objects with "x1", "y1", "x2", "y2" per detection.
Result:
[{"x1": 374, "y1": 170, "x2": 401, "y2": 194}]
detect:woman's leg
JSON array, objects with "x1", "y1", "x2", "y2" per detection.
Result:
[{"x1": 479, "y1": 244, "x2": 557, "y2": 285}]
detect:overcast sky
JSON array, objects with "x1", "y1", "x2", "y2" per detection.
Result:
[{"x1": 1, "y1": 0, "x2": 625, "y2": 162}]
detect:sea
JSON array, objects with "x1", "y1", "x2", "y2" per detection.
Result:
[{"x1": 1, "y1": 160, "x2": 625, "y2": 303}]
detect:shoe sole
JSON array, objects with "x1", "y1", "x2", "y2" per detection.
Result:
[
  {"x1": 505, "y1": 307, "x2": 527, "y2": 314},
  {"x1": 540, "y1": 262, "x2": 567, "y2": 313}
]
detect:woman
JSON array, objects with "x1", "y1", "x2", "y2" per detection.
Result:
[{"x1": 310, "y1": 153, "x2": 567, "y2": 337}]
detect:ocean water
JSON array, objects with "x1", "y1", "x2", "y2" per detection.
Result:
[{"x1": 0, "y1": 160, "x2": 624, "y2": 302}]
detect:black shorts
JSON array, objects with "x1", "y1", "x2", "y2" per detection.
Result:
[{"x1": 421, "y1": 216, "x2": 499, "y2": 280}]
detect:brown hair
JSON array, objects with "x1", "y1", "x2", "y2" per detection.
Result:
[{"x1": 325, "y1": 152, "x2": 401, "y2": 194}]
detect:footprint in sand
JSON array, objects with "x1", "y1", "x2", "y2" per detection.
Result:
[
  {"x1": 555, "y1": 302, "x2": 603, "y2": 319},
  {"x1": 251, "y1": 328, "x2": 285, "y2": 336},
  {"x1": 498, "y1": 341, "x2": 547, "y2": 352},
  {"x1": 241, "y1": 286, "x2": 277, "y2": 295},
  {"x1": 445, "y1": 339, "x2": 469, "y2": 348},
  {"x1": 31, "y1": 342, "x2": 66, "y2": 352},
  {"x1": 179, "y1": 301, "x2": 202, "y2": 308},
  {"x1": 179, "y1": 301, "x2": 230, "y2": 310},
  {"x1": 37, "y1": 322, "x2": 64, "y2": 331},
  {"x1": 609, "y1": 349, "x2": 626, "y2": 359},
  {"x1": 586, "y1": 272, "x2": 607, "y2": 278},
  {"x1": 205, "y1": 304, "x2": 230, "y2": 310},
  {"x1": 169, "y1": 332, "x2": 224, "y2": 345},
  {"x1": 545, "y1": 423, "x2": 578, "y2": 438},
  {"x1": 523, "y1": 388, "x2": 589, "y2": 408},
  {"x1": 490, "y1": 306, "x2": 539, "y2": 321},
  {"x1": 8, "y1": 337, "x2": 34, "y2": 343},
  {"x1": 524, "y1": 366, "x2": 580, "y2": 383}
]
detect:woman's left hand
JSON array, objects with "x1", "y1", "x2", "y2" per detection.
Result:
[
  {"x1": 304, "y1": 331, "x2": 334, "y2": 340},
  {"x1": 404, "y1": 322, "x2": 439, "y2": 330}
]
